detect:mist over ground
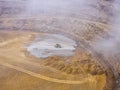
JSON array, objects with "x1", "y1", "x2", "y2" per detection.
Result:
[
  {"x1": 0, "y1": 0, "x2": 120, "y2": 90},
  {"x1": 92, "y1": 0, "x2": 120, "y2": 58},
  {"x1": 21, "y1": 0, "x2": 101, "y2": 19},
  {"x1": 24, "y1": 0, "x2": 120, "y2": 59},
  {"x1": 0, "y1": 0, "x2": 120, "y2": 59}
]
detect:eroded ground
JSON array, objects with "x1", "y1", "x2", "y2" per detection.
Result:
[
  {"x1": 0, "y1": 0, "x2": 120, "y2": 90},
  {"x1": 0, "y1": 30, "x2": 106, "y2": 90}
]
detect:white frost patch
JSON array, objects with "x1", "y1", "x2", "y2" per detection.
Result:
[{"x1": 26, "y1": 34, "x2": 77, "y2": 58}]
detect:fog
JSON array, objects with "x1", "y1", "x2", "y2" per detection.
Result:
[
  {"x1": 3, "y1": 0, "x2": 119, "y2": 59},
  {"x1": 92, "y1": 0, "x2": 120, "y2": 59},
  {"x1": 23, "y1": 0, "x2": 120, "y2": 58},
  {"x1": 23, "y1": 0, "x2": 100, "y2": 17},
  {"x1": 25, "y1": 0, "x2": 85, "y2": 14}
]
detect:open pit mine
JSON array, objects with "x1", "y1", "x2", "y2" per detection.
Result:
[{"x1": 0, "y1": 0, "x2": 120, "y2": 90}]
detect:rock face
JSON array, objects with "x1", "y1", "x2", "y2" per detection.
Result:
[
  {"x1": 54, "y1": 44, "x2": 62, "y2": 48},
  {"x1": 0, "y1": 0, "x2": 120, "y2": 90}
]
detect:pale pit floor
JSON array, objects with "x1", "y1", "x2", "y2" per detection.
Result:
[{"x1": 27, "y1": 34, "x2": 77, "y2": 58}]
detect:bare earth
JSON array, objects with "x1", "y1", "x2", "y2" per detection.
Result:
[
  {"x1": 1, "y1": 0, "x2": 120, "y2": 90},
  {"x1": 0, "y1": 30, "x2": 105, "y2": 90}
]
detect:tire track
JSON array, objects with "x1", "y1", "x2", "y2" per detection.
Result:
[
  {"x1": 0, "y1": 36, "x2": 96, "y2": 85},
  {"x1": 0, "y1": 61, "x2": 96, "y2": 84}
]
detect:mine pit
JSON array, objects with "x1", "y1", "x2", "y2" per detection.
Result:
[
  {"x1": 27, "y1": 34, "x2": 77, "y2": 58},
  {"x1": 0, "y1": 0, "x2": 120, "y2": 90}
]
